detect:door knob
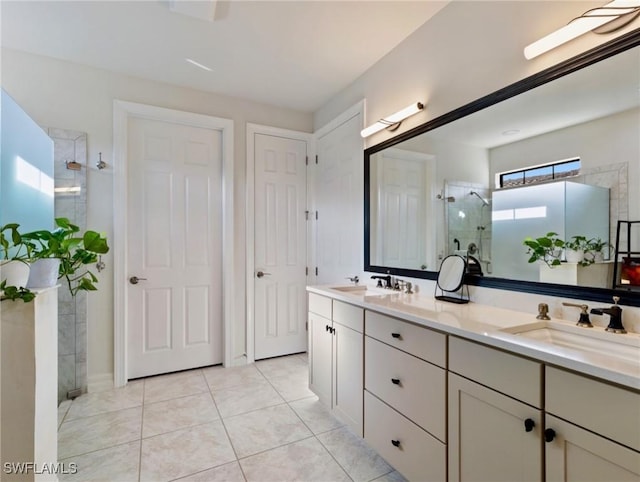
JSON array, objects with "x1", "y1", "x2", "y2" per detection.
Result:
[
  {"x1": 256, "y1": 271, "x2": 272, "y2": 278},
  {"x1": 129, "y1": 276, "x2": 147, "y2": 285}
]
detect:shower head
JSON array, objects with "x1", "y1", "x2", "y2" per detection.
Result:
[{"x1": 469, "y1": 190, "x2": 490, "y2": 206}]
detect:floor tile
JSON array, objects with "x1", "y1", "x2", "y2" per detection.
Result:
[
  {"x1": 66, "y1": 381, "x2": 143, "y2": 420},
  {"x1": 203, "y1": 364, "x2": 265, "y2": 391},
  {"x1": 224, "y1": 403, "x2": 312, "y2": 458},
  {"x1": 143, "y1": 392, "x2": 220, "y2": 438},
  {"x1": 318, "y1": 426, "x2": 393, "y2": 482},
  {"x1": 59, "y1": 441, "x2": 140, "y2": 482},
  {"x1": 212, "y1": 379, "x2": 284, "y2": 418},
  {"x1": 372, "y1": 470, "x2": 408, "y2": 482},
  {"x1": 268, "y1": 370, "x2": 314, "y2": 402},
  {"x1": 58, "y1": 406, "x2": 142, "y2": 459},
  {"x1": 58, "y1": 399, "x2": 72, "y2": 429},
  {"x1": 144, "y1": 369, "x2": 208, "y2": 404},
  {"x1": 240, "y1": 437, "x2": 350, "y2": 482},
  {"x1": 175, "y1": 461, "x2": 245, "y2": 481},
  {"x1": 255, "y1": 355, "x2": 307, "y2": 379},
  {"x1": 140, "y1": 420, "x2": 235, "y2": 482},
  {"x1": 289, "y1": 396, "x2": 344, "y2": 434}
]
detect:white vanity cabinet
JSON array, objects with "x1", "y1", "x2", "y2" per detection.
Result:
[
  {"x1": 364, "y1": 311, "x2": 447, "y2": 481},
  {"x1": 448, "y1": 337, "x2": 543, "y2": 482},
  {"x1": 544, "y1": 367, "x2": 640, "y2": 481},
  {"x1": 308, "y1": 286, "x2": 640, "y2": 482},
  {"x1": 308, "y1": 293, "x2": 333, "y2": 406},
  {"x1": 308, "y1": 293, "x2": 364, "y2": 435}
]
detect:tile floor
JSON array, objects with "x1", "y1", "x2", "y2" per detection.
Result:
[{"x1": 57, "y1": 353, "x2": 407, "y2": 482}]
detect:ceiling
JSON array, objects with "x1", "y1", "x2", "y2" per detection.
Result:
[{"x1": 0, "y1": 0, "x2": 449, "y2": 113}]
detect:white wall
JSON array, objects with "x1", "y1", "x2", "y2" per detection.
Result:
[{"x1": 1, "y1": 49, "x2": 312, "y2": 384}]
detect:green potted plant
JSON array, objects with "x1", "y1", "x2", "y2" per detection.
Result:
[
  {"x1": 22, "y1": 217, "x2": 109, "y2": 296},
  {"x1": 564, "y1": 235, "x2": 590, "y2": 266},
  {"x1": 523, "y1": 232, "x2": 565, "y2": 268},
  {"x1": 1, "y1": 223, "x2": 37, "y2": 302},
  {"x1": 585, "y1": 237, "x2": 609, "y2": 263}
]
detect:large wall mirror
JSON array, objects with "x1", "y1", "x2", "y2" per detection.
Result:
[{"x1": 365, "y1": 31, "x2": 640, "y2": 306}]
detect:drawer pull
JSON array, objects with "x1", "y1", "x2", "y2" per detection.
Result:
[
  {"x1": 391, "y1": 378, "x2": 401, "y2": 385},
  {"x1": 391, "y1": 333, "x2": 401, "y2": 339},
  {"x1": 524, "y1": 418, "x2": 535, "y2": 432},
  {"x1": 544, "y1": 428, "x2": 556, "y2": 443},
  {"x1": 391, "y1": 439, "x2": 401, "y2": 448}
]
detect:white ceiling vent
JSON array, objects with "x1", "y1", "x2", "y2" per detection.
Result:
[{"x1": 168, "y1": 0, "x2": 217, "y2": 22}]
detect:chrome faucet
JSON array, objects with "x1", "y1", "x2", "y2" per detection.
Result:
[
  {"x1": 397, "y1": 280, "x2": 413, "y2": 294},
  {"x1": 590, "y1": 296, "x2": 626, "y2": 334},
  {"x1": 371, "y1": 275, "x2": 392, "y2": 289},
  {"x1": 562, "y1": 302, "x2": 593, "y2": 328},
  {"x1": 345, "y1": 275, "x2": 359, "y2": 285}
]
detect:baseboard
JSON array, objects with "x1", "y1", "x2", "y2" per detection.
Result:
[{"x1": 87, "y1": 373, "x2": 114, "y2": 392}]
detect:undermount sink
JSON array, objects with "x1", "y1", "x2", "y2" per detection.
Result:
[
  {"x1": 329, "y1": 285, "x2": 392, "y2": 297},
  {"x1": 330, "y1": 285, "x2": 369, "y2": 293},
  {"x1": 499, "y1": 320, "x2": 640, "y2": 365}
]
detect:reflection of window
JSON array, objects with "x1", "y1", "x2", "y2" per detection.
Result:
[{"x1": 499, "y1": 158, "x2": 580, "y2": 188}]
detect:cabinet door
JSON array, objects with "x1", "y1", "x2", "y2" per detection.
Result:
[
  {"x1": 546, "y1": 415, "x2": 640, "y2": 482},
  {"x1": 448, "y1": 373, "x2": 542, "y2": 482},
  {"x1": 332, "y1": 321, "x2": 363, "y2": 435},
  {"x1": 308, "y1": 312, "x2": 332, "y2": 406}
]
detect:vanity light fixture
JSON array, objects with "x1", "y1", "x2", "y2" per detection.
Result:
[
  {"x1": 524, "y1": 0, "x2": 640, "y2": 60},
  {"x1": 185, "y1": 58, "x2": 213, "y2": 72},
  {"x1": 361, "y1": 102, "x2": 424, "y2": 138}
]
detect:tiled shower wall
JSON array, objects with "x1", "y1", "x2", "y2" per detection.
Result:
[
  {"x1": 48, "y1": 128, "x2": 88, "y2": 403},
  {"x1": 445, "y1": 181, "x2": 493, "y2": 275}
]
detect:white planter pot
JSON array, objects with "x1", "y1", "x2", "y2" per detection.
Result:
[
  {"x1": 0, "y1": 260, "x2": 31, "y2": 288},
  {"x1": 565, "y1": 249, "x2": 584, "y2": 263},
  {"x1": 584, "y1": 251, "x2": 604, "y2": 263},
  {"x1": 26, "y1": 259, "x2": 61, "y2": 289}
]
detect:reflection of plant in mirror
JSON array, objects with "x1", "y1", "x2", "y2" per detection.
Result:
[
  {"x1": 585, "y1": 237, "x2": 609, "y2": 264},
  {"x1": 564, "y1": 235, "x2": 589, "y2": 252},
  {"x1": 523, "y1": 232, "x2": 565, "y2": 268},
  {"x1": 565, "y1": 235, "x2": 591, "y2": 267}
]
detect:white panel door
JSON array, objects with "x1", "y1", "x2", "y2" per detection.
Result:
[
  {"x1": 127, "y1": 117, "x2": 223, "y2": 378},
  {"x1": 316, "y1": 114, "x2": 362, "y2": 283},
  {"x1": 254, "y1": 133, "x2": 308, "y2": 359}
]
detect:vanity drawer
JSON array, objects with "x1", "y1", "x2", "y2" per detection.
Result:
[
  {"x1": 365, "y1": 310, "x2": 446, "y2": 367},
  {"x1": 546, "y1": 366, "x2": 640, "y2": 452},
  {"x1": 333, "y1": 300, "x2": 363, "y2": 333},
  {"x1": 449, "y1": 337, "x2": 542, "y2": 407},
  {"x1": 365, "y1": 391, "x2": 446, "y2": 482},
  {"x1": 365, "y1": 336, "x2": 446, "y2": 440},
  {"x1": 308, "y1": 293, "x2": 332, "y2": 319}
]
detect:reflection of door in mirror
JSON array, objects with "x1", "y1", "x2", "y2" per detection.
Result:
[{"x1": 370, "y1": 148, "x2": 435, "y2": 270}]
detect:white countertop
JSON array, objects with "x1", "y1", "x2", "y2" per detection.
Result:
[{"x1": 307, "y1": 284, "x2": 640, "y2": 391}]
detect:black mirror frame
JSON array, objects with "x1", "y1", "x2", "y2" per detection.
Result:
[{"x1": 364, "y1": 29, "x2": 640, "y2": 307}]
